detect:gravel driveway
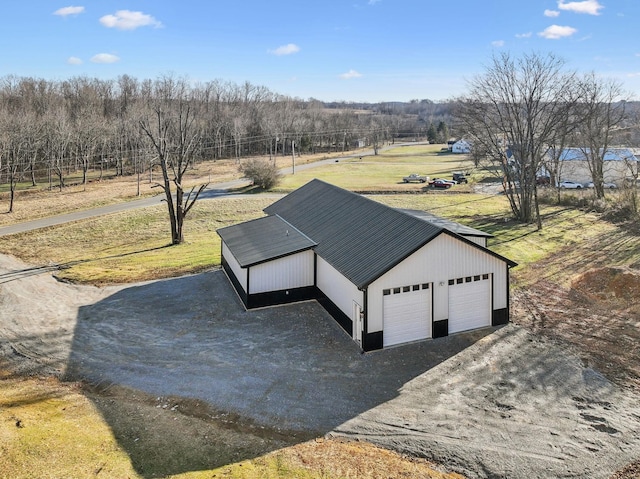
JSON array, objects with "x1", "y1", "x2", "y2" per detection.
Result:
[{"x1": 1, "y1": 254, "x2": 639, "y2": 479}]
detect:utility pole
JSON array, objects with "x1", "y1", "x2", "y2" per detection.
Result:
[{"x1": 291, "y1": 140, "x2": 296, "y2": 174}]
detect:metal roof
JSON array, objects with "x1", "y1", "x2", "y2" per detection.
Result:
[
  {"x1": 217, "y1": 215, "x2": 316, "y2": 267},
  {"x1": 218, "y1": 179, "x2": 516, "y2": 287},
  {"x1": 558, "y1": 148, "x2": 639, "y2": 162},
  {"x1": 262, "y1": 179, "x2": 516, "y2": 289},
  {"x1": 399, "y1": 209, "x2": 493, "y2": 239}
]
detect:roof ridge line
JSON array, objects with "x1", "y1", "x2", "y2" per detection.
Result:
[{"x1": 273, "y1": 214, "x2": 318, "y2": 245}]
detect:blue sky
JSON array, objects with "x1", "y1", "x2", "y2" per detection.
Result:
[{"x1": 1, "y1": 1, "x2": 639, "y2": 102}]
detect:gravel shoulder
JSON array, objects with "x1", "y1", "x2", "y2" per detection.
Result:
[{"x1": 1, "y1": 253, "x2": 639, "y2": 479}]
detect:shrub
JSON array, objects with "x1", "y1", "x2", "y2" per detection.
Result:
[
  {"x1": 538, "y1": 187, "x2": 639, "y2": 224},
  {"x1": 239, "y1": 159, "x2": 281, "y2": 190}
]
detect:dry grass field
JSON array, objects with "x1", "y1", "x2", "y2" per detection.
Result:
[
  {"x1": 1, "y1": 143, "x2": 639, "y2": 478},
  {"x1": 0, "y1": 374, "x2": 465, "y2": 479},
  {"x1": 0, "y1": 144, "x2": 470, "y2": 479}
]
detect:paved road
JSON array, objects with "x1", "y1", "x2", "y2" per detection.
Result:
[
  {"x1": 0, "y1": 180, "x2": 247, "y2": 237},
  {"x1": 0, "y1": 146, "x2": 394, "y2": 237}
]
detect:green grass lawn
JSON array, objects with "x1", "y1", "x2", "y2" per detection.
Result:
[
  {"x1": 278, "y1": 144, "x2": 477, "y2": 191},
  {"x1": 0, "y1": 143, "x2": 634, "y2": 287},
  {"x1": 0, "y1": 197, "x2": 272, "y2": 284},
  {"x1": 0, "y1": 190, "x2": 626, "y2": 288}
]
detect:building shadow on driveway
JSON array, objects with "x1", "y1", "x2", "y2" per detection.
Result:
[{"x1": 65, "y1": 268, "x2": 494, "y2": 477}]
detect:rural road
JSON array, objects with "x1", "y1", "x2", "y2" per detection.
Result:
[{"x1": 0, "y1": 146, "x2": 393, "y2": 237}]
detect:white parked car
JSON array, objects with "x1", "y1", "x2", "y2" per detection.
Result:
[
  {"x1": 559, "y1": 180, "x2": 583, "y2": 189},
  {"x1": 584, "y1": 181, "x2": 617, "y2": 189}
]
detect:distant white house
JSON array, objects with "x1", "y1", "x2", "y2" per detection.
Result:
[
  {"x1": 452, "y1": 139, "x2": 472, "y2": 154},
  {"x1": 555, "y1": 148, "x2": 639, "y2": 184}
]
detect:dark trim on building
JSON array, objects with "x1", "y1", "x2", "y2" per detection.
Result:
[
  {"x1": 317, "y1": 291, "x2": 352, "y2": 336},
  {"x1": 506, "y1": 264, "x2": 511, "y2": 323},
  {"x1": 362, "y1": 287, "x2": 369, "y2": 338},
  {"x1": 242, "y1": 247, "x2": 316, "y2": 268},
  {"x1": 313, "y1": 253, "x2": 318, "y2": 286},
  {"x1": 246, "y1": 266, "x2": 251, "y2": 299},
  {"x1": 358, "y1": 229, "x2": 517, "y2": 290},
  {"x1": 433, "y1": 319, "x2": 448, "y2": 338},
  {"x1": 492, "y1": 308, "x2": 509, "y2": 326},
  {"x1": 490, "y1": 271, "x2": 495, "y2": 320},
  {"x1": 247, "y1": 285, "x2": 317, "y2": 309},
  {"x1": 222, "y1": 247, "x2": 512, "y2": 349},
  {"x1": 363, "y1": 331, "x2": 383, "y2": 351},
  {"x1": 221, "y1": 258, "x2": 248, "y2": 308}
]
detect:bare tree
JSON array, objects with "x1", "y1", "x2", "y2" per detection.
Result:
[
  {"x1": 543, "y1": 99, "x2": 581, "y2": 202},
  {"x1": 618, "y1": 150, "x2": 639, "y2": 216},
  {"x1": 457, "y1": 52, "x2": 577, "y2": 228},
  {"x1": 5, "y1": 118, "x2": 29, "y2": 212},
  {"x1": 73, "y1": 116, "x2": 103, "y2": 188},
  {"x1": 138, "y1": 76, "x2": 208, "y2": 245},
  {"x1": 572, "y1": 73, "x2": 628, "y2": 199},
  {"x1": 42, "y1": 108, "x2": 72, "y2": 192}
]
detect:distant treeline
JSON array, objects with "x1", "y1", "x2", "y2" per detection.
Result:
[{"x1": 0, "y1": 74, "x2": 458, "y2": 191}]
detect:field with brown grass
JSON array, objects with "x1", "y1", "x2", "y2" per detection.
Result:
[{"x1": 1, "y1": 143, "x2": 639, "y2": 478}]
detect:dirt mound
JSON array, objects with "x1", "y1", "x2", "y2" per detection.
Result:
[{"x1": 571, "y1": 267, "x2": 640, "y2": 313}]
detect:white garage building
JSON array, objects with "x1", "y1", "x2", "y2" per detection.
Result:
[{"x1": 217, "y1": 179, "x2": 517, "y2": 351}]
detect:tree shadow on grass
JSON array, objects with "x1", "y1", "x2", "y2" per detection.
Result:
[
  {"x1": 63, "y1": 269, "x2": 494, "y2": 478},
  {"x1": 0, "y1": 245, "x2": 173, "y2": 285}
]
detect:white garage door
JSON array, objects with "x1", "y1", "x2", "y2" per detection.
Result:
[
  {"x1": 383, "y1": 284, "x2": 431, "y2": 347},
  {"x1": 448, "y1": 275, "x2": 491, "y2": 334}
]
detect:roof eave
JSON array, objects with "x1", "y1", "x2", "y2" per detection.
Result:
[
  {"x1": 241, "y1": 245, "x2": 317, "y2": 268},
  {"x1": 356, "y1": 229, "x2": 517, "y2": 290}
]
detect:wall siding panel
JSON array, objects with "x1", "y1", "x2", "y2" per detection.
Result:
[
  {"x1": 249, "y1": 250, "x2": 314, "y2": 294},
  {"x1": 222, "y1": 242, "x2": 247, "y2": 293},
  {"x1": 368, "y1": 234, "x2": 508, "y2": 333},
  {"x1": 317, "y1": 256, "x2": 363, "y2": 321}
]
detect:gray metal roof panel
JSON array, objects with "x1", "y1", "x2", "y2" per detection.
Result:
[
  {"x1": 399, "y1": 209, "x2": 494, "y2": 238},
  {"x1": 217, "y1": 215, "x2": 316, "y2": 267},
  {"x1": 264, "y1": 179, "x2": 445, "y2": 288}
]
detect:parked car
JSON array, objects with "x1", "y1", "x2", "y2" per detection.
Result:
[
  {"x1": 432, "y1": 177, "x2": 456, "y2": 184},
  {"x1": 558, "y1": 180, "x2": 583, "y2": 189},
  {"x1": 584, "y1": 181, "x2": 617, "y2": 189},
  {"x1": 429, "y1": 178, "x2": 454, "y2": 189},
  {"x1": 452, "y1": 172, "x2": 468, "y2": 184},
  {"x1": 403, "y1": 173, "x2": 428, "y2": 183}
]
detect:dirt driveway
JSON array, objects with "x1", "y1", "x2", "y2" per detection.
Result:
[{"x1": 1, "y1": 253, "x2": 639, "y2": 479}]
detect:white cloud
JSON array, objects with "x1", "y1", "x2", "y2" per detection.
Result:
[
  {"x1": 67, "y1": 56, "x2": 82, "y2": 65},
  {"x1": 268, "y1": 43, "x2": 300, "y2": 56},
  {"x1": 538, "y1": 25, "x2": 577, "y2": 39},
  {"x1": 339, "y1": 69, "x2": 362, "y2": 80},
  {"x1": 99, "y1": 10, "x2": 162, "y2": 30},
  {"x1": 368, "y1": 0, "x2": 382, "y2": 4},
  {"x1": 90, "y1": 53, "x2": 120, "y2": 64},
  {"x1": 544, "y1": 9, "x2": 560, "y2": 17},
  {"x1": 53, "y1": 6, "x2": 85, "y2": 17},
  {"x1": 515, "y1": 32, "x2": 532, "y2": 38},
  {"x1": 557, "y1": 0, "x2": 604, "y2": 15},
  {"x1": 492, "y1": 40, "x2": 505, "y2": 47}
]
